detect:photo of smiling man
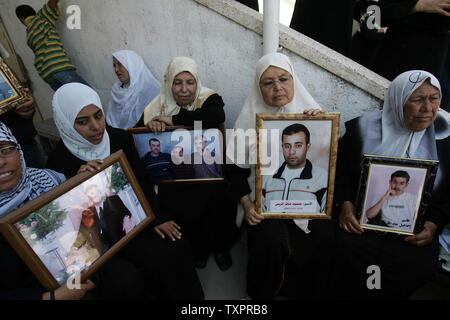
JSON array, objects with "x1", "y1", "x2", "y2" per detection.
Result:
[{"x1": 262, "y1": 123, "x2": 328, "y2": 214}]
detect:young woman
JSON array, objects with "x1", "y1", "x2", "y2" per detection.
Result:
[{"x1": 46, "y1": 82, "x2": 204, "y2": 299}]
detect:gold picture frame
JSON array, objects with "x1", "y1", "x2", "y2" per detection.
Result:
[
  {"x1": 0, "y1": 150, "x2": 155, "y2": 290},
  {"x1": 0, "y1": 58, "x2": 29, "y2": 115},
  {"x1": 255, "y1": 112, "x2": 340, "y2": 219},
  {"x1": 128, "y1": 125, "x2": 226, "y2": 184}
]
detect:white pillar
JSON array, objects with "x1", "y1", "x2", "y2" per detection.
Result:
[{"x1": 262, "y1": 0, "x2": 280, "y2": 55}]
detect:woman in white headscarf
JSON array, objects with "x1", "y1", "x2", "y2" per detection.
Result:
[
  {"x1": 333, "y1": 70, "x2": 450, "y2": 299},
  {"x1": 47, "y1": 82, "x2": 204, "y2": 300},
  {"x1": 143, "y1": 56, "x2": 224, "y2": 131},
  {"x1": 227, "y1": 52, "x2": 333, "y2": 300},
  {"x1": 0, "y1": 121, "x2": 96, "y2": 300},
  {"x1": 142, "y1": 56, "x2": 234, "y2": 271},
  {"x1": 106, "y1": 50, "x2": 161, "y2": 129}
]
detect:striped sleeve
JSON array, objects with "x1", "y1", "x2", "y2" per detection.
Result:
[{"x1": 38, "y1": 1, "x2": 60, "y2": 27}]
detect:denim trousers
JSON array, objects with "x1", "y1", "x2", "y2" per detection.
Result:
[{"x1": 44, "y1": 70, "x2": 90, "y2": 91}]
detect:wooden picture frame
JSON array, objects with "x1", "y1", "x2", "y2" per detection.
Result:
[
  {"x1": 128, "y1": 125, "x2": 225, "y2": 184},
  {"x1": 355, "y1": 155, "x2": 439, "y2": 236},
  {"x1": 0, "y1": 58, "x2": 29, "y2": 115},
  {"x1": 0, "y1": 150, "x2": 155, "y2": 290},
  {"x1": 255, "y1": 112, "x2": 340, "y2": 219}
]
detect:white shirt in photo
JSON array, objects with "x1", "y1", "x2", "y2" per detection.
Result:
[{"x1": 373, "y1": 192, "x2": 418, "y2": 231}]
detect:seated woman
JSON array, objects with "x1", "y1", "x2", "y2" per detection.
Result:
[
  {"x1": 333, "y1": 70, "x2": 450, "y2": 299},
  {"x1": 106, "y1": 50, "x2": 160, "y2": 129},
  {"x1": 0, "y1": 121, "x2": 95, "y2": 300},
  {"x1": 227, "y1": 52, "x2": 333, "y2": 299},
  {"x1": 46, "y1": 82, "x2": 204, "y2": 299},
  {"x1": 143, "y1": 56, "x2": 235, "y2": 271}
]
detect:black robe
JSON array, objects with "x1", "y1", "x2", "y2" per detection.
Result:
[
  {"x1": 290, "y1": 0, "x2": 356, "y2": 57},
  {"x1": 46, "y1": 125, "x2": 204, "y2": 299},
  {"x1": 371, "y1": 0, "x2": 450, "y2": 80},
  {"x1": 330, "y1": 116, "x2": 450, "y2": 299},
  {"x1": 227, "y1": 164, "x2": 336, "y2": 299},
  {"x1": 158, "y1": 93, "x2": 238, "y2": 259}
]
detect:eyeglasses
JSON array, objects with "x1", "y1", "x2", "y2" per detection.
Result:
[
  {"x1": 260, "y1": 76, "x2": 292, "y2": 89},
  {"x1": 0, "y1": 145, "x2": 19, "y2": 158}
]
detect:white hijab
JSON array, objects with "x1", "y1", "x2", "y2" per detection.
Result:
[
  {"x1": 229, "y1": 52, "x2": 320, "y2": 230},
  {"x1": 107, "y1": 50, "x2": 161, "y2": 129},
  {"x1": 360, "y1": 70, "x2": 450, "y2": 159},
  {"x1": 52, "y1": 83, "x2": 111, "y2": 162},
  {"x1": 143, "y1": 56, "x2": 215, "y2": 124}
]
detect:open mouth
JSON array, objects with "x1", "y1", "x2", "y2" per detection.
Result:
[
  {"x1": 0, "y1": 171, "x2": 13, "y2": 179},
  {"x1": 90, "y1": 133, "x2": 104, "y2": 144}
]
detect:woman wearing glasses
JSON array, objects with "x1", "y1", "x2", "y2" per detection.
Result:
[
  {"x1": 227, "y1": 52, "x2": 334, "y2": 300},
  {"x1": 0, "y1": 121, "x2": 95, "y2": 299}
]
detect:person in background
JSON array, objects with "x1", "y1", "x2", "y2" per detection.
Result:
[
  {"x1": 371, "y1": 0, "x2": 450, "y2": 81},
  {"x1": 0, "y1": 61, "x2": 45, "y2": 169},
  {"x1": 15, "y1": 0, "x2": 90, "y2": 91},
  {"x1": 106, "y1": 50, "x2": 160, "y2": 129},
  {"x1": 235, "y1": 0, "x2": 259, "y2": 11}
]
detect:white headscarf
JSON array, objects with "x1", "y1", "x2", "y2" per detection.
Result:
[
  {"x1": 0, "y1": 122, "x2": 65, "y2": 217},
  {"x1": 52, "y1": 83, "x2": 111, "y2": 162},
  {"x1": 229, "y1": 52, "x2": 320, "y2": 231},
  {"x1": 143, "y1": 56, "x2": 216, "y2": 124},
  {"x1": 360, "y1": 70, "x2": 450, "y2": 159},
  {"x1": 107, "y1": 50, "x2": 161, "y2": 129},
  {"x1": 233, "y1": 52, "x2": 320, "y2": 133}
]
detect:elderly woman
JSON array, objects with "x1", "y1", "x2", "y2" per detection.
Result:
[
  {"x1": 333, "y1": 70, "x2": 450, "y2": 299},
  {"x1": 46, "y1": 83, "x2": 204, "y2": 299},
  {"x1": 227, "y1": 52, "x2": 333, "y2": 299},
  {"x1": 0, "y1": 121, "x2": 95, "y2": 300},
  {"x1": 106, "y1": 50, "x2": 160, "y2": 129},
  {"x1": 142, "y1": 56, "x2": 234, "y2": 271}
]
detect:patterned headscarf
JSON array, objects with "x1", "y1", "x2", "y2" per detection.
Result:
[{"x1": 0, "y1": 122, "x2": 65, "y2": 217}]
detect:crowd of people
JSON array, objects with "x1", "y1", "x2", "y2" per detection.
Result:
[{"x1": 0, "y1": 0, "x2": 449, "y2": 300}]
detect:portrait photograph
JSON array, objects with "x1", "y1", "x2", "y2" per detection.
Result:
[
  {"x1": 129, "y1": 126, "x2": 224, "y2": 183},
  {"x1": 255, "y1": 113, "x2": 340, "y2": 219},
  {"x1": 0, "y1": 151, "x2": 154, "y2": 290},
  {"x1": 0, "y1": 58, "x2": 28, "y2": 114},
  {"x1": 356, "y1": 155, "x2": 439, "y2": 235}
]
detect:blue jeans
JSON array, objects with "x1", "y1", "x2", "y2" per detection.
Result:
[{"x1": 44, "y1": 69, "x2": 91, "y2": 91}]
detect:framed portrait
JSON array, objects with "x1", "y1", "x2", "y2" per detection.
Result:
[
  {"x1": 355, "y1": 155, "x2": 439, "y2": 236},
  {"x1": 129, "y1": 126, "x2": 225, "y2": 184},
  {"x1": 255, "y1": 112, "x2": 340, "y2": 219},
  {"x1": 0, "y1": 150, "x2": 155, "y2": 291},
  {"x1": 0, "y1": 58, "x2": 29, "y2": 115}
]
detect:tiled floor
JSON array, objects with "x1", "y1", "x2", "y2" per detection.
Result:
[{"x1": 196, "y1": 228, "x2": 248, "y2": 300}]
